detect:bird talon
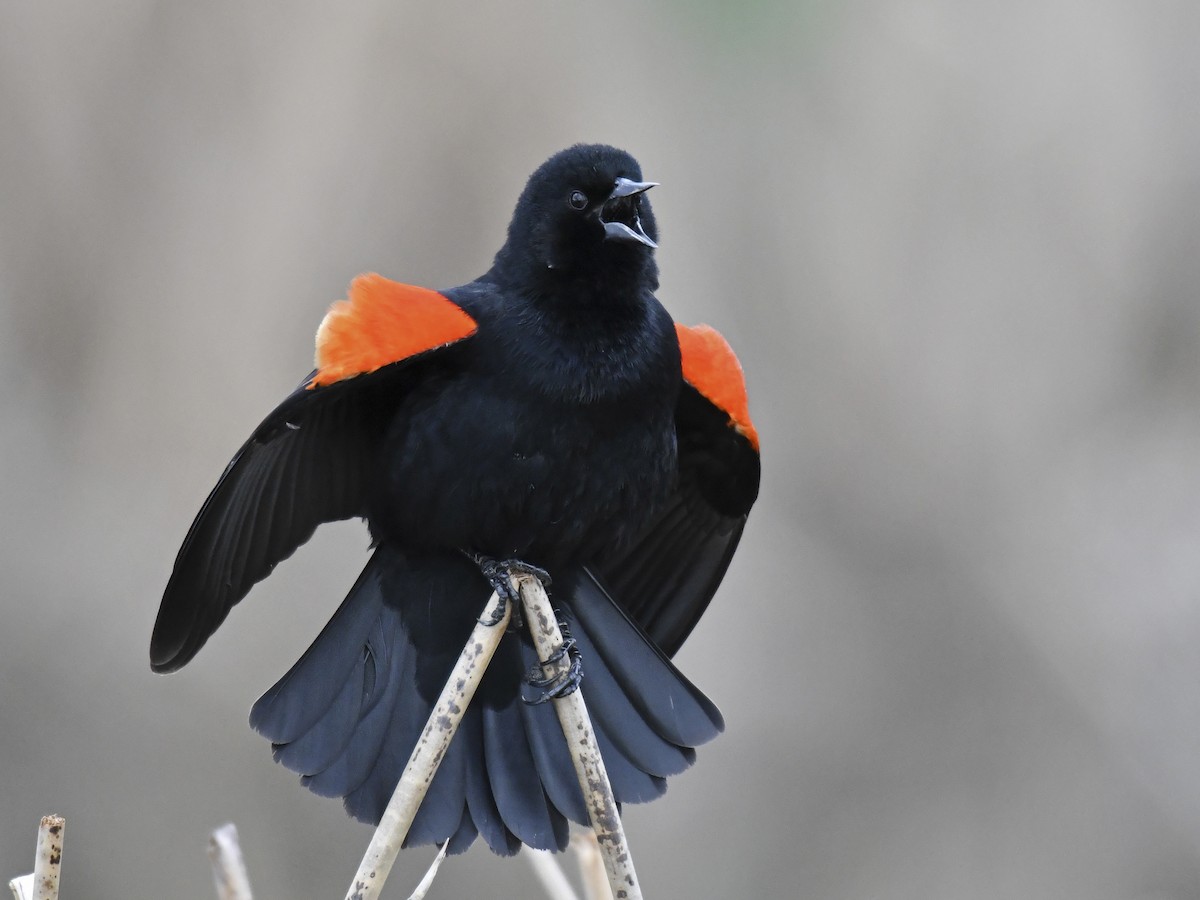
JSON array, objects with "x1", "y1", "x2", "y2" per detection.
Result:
[
  {"x1": 523, "y1": 630, "x2": 583, "y2": 703},
  {"x1": 477, "y1": 596, "x2": 511, "y2": 627},
  {"x1": 524, "y1": 655, "x2": 583, "y2": 704},
  {"x1": 538, "y1": 634, "x2": 577, "y2": 669},
  {"x1": 467, "y1": 552, "x2": 549, "y2": 629},
  {"x1": 504, "y1": 560, "x2": 553, "y2": 588}
]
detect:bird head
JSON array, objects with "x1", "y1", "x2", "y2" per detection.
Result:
[{"x1": 491, "y1": 144, "x2": 659, "y2": 297}]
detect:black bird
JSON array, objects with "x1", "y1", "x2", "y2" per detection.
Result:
[{"x1": 151, "y1": 144, "x2": 760, "y2": 854}]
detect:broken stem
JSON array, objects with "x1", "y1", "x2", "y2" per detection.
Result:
[
  {"x1": 404, "y1": 842, "x2": 449, "y2": 900},
  {"x1": 207, "y1": 823, "x2": 253, "y2": 900},
  {"x1": 33, "y1": 816, "x2": 64, "y2": 900}
]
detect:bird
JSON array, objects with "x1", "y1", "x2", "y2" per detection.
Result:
[{"x1": 151, "y1": 143, "x2": 760, "y2": 855}]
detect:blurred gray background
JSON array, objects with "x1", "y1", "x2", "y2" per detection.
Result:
[{"x1": 3, "y1": 1, "x2": 1200, "y2": 897}]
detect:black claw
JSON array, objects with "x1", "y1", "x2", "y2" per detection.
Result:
[
  {"x1": 524, "y1": 653, "x2": 583, "y2": 705},
  {"x1": 478, "y1": 596, "x2": 512, "y2": 628},
  {"x1": 524, "y1": 620, "x2": 576, "y2": 685},
  {"x1": 466, "y1": 552, "x2": 551, "y2": 630},
  {"x1": 504, "y1": 559, "x2": 553, "y2": 587},
  {"x1": 523, "y1": 625, "x2": 583, "y2": 704}
]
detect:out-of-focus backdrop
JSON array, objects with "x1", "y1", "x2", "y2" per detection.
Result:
[{"x1": 3, "y1": 1, "x2": 1199, "y2": 897}]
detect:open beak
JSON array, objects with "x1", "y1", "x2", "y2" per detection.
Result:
[{"x1": 601, "y1": 177, "x2": 658, "y2": 248}]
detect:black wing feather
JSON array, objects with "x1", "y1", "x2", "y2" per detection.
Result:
[
  {"x1": 151, "y1": 352, "x2": 455, "y2": 674},
  {"x1": 594, "y1": 382, "x2": 760, "y2": 656}
]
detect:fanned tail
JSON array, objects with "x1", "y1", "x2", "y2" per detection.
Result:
[{"x1": 249, "y1": 545, "x2": 722, "y2": 854}]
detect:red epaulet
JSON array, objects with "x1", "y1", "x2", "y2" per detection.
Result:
[
  {"x1": 309, "y1": 273, "x2": 477, "y2": 389},
  {"x1": 675, "y1": 323, "x2": 759, "y2": 452}
]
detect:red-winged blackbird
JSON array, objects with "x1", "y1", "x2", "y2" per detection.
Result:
[{"x1": 151, "y1": 144, "x2": 760, "y2": 855}]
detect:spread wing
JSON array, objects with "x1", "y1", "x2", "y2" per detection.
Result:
[
  {"x1": 592, "y1": 324, "x2": 760, "y2": 656},
  {"x1": 150, "y1": 274, "x2": 477, "y2": 672}
]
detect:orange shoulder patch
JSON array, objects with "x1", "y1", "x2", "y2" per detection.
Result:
[
  {"x1": 309, "y1": 273, "x2": 477, "y2": 389},
  {"x1": 675, "y1": 323, "x2": 759, "y2": 452}
]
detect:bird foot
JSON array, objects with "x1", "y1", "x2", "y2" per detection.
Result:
[
  {"x1": 467, "y1": 553, "x2": 552, "y2": 630},
  {"x1": 523, "y1": 622, "x2": 583, "y2": 704}
]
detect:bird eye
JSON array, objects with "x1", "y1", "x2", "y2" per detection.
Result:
[{"x1": 568, "y1": 190, "x2": 588, "y2": 210}]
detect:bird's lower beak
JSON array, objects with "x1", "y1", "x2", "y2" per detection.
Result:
[{"x1": 602, "y1": 178, "x2": 658, "y2": 248}]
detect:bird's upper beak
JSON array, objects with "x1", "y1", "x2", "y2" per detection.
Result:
[{"x1": 601, "y1": 178, "x2": 658, "y2": 248}]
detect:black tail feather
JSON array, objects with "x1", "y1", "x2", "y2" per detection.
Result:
[
  {"x1": 568, "y1": 614, "x2": 697, "y2": 777},
  {"x1": 249, "y1": 545, "x2": 722, "y2": 854},
  {"x1": 460, "y1": 707, "x2": 521, "y2": 855},
  {"x1": 570, "y1": 568, "x2": 725, "y2": 746},
  {"x1": 249, "y1": 562, "x2": 385, "y2": 743},
  {"x1": 482, "y1": 670, "x2": 568, "y2": 851},
  {"x1": 592, "y1": 716, "x2": 668, "y2": 803},
  {"x1": 517, "y1": 675, "x2": 589, "y2": 827},
  {"x1": 271, "y1": 661, "x2": 365, "y2": 774}
]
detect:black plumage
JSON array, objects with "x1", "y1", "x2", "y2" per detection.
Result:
[{"x1": 152, "y1": 144, "x2": 759, "y2": 854}]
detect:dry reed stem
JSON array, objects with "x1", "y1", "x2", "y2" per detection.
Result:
[
  {"x1": 516, "y1": 576, "x2": 643, "y2": 900},
  {"x1": 32, "y1": 816, "x2": 63, "y2": 900},
  {"x1": 9, "y1": 816, "x2": 65, "y2": 900},
  {"x1": 343, "y1": 590, "x2": 510, "y2": 900},
  {"x1": 404, "y1": 842, "x2": 449, "y2": 900},
  {"x1": 208, "y1": 823, "x2": 253, "y2": 900},
  {"x1": 572, "y1": 831, "x2": 613, "y2": 900},
  {"x1": 526, "y1": 848, "x2": 583, "y2": 900}
]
